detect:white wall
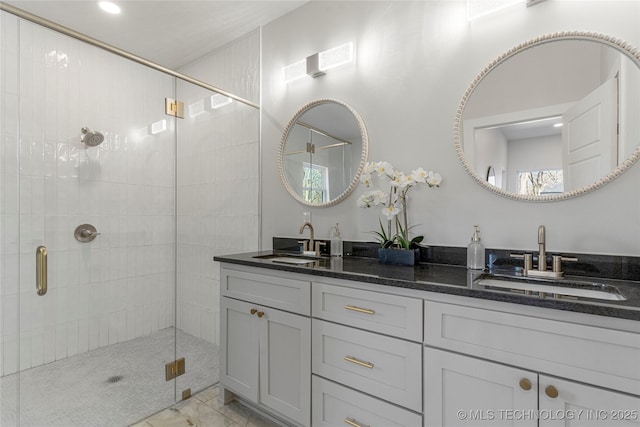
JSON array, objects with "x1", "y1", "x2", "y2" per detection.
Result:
[
  {"x1": 474, "y1": 128, "x2": 507, "y2": 189},
  {"x1": 1, "y1": 14, "x2": 176, "y2": 376},
  {"x1": 261, "y1": 0, "x2": 640, "y2": 256},
  {"x1": 463, "y1": 40, "x2": 602, "y2": 119}
]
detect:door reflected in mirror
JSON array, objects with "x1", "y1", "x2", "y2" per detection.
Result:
[
  {"x1": 486, "y1": 166, "x2": 496, "y2": 186},
  {"x1": 279, "y1": 99, "x2": 369, "y2": 207},
  {"x1": 456, "y1": 32, "x2": 640, "y2": 201}
]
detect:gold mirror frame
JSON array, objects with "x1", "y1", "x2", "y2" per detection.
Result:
[
  {"x1": 454, "y1": 31, "x2": 640, "y2": 202},
  {"x1": 278, "y1": 98, "x2": 369, "y2": 207}
]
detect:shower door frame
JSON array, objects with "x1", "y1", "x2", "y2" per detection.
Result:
[{"x1": 0, "y1": 3, "x2": 259, "y2": 425}]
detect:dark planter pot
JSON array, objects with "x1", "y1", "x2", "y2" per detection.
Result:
[{"x1": 377, "y1": 247, "x2": 419, "y2": 266}]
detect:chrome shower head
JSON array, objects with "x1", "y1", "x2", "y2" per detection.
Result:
[{"x1": 81, "y1": 127, "x2": 104, "y2": 147}]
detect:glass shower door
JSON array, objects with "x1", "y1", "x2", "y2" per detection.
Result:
[
  {"x1": 1, "y1": 16, "x2": 180, "y2": 426},
  {"x1": 174, "y1": 76, "x2": 260, "y2": 398}
]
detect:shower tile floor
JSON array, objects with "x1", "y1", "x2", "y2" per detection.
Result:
[{"x1": 0, "y1": 328, "x2": 218, "y2": 427}]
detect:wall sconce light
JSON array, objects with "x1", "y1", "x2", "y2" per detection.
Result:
[
  {"x1": 189, "y1": 99, "x2": 206, "y2": 117},
  {"x1": 283, "y1": 42, "x2": 354, "y2": 83},
  {"x1": 467, "y1": 0, "x2": 545, "y2": 20},
  {"x1": 208, "y1": 93, "x2": 233, "y2": 109},
  {"x1": 149, "y1": 119, "x2": 167, "y2": 135},
  {"x1": 188, "y1": 94, "x2": 233, "y2": 118}
]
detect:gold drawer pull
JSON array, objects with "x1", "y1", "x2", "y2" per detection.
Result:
[
  {"x1": 545, "y1": 385, "x2": 559, "y2": 399},
  {"x1": 344, "y1": 356, "x2": 374, "y2": 369},
  {"x1": 344, "y1": 305, "x2": 375, "y2": 315},
  {"x1": 250, "y1": 308, "x2": 258, "y2": 315},
  {"x1": 344, "y1": 417, "x2": 368, "y2": 427},
  {"x1": 256, "y1": 311, "x2": 265, "y2": 318}
]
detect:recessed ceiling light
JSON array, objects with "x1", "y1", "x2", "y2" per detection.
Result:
[{"x1": 98, "y1": 1, "x2": 121, "y2": 15}]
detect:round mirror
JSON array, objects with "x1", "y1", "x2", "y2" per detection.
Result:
[
  {"x1": 455, "y1": 32, "x2": 640, "y2": 201},
  {"x1": 278, "y1": 99, "x2": 369, "y2": 207}
]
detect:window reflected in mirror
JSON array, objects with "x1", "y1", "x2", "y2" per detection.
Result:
[
  {"x1": 517, "y1": 169, "x2": 563, "y2": 196},
  {"x1": 279, "y1": 99, "x2": 368, "y2": 207}
]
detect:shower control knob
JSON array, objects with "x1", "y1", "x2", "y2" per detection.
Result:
[{"x1": 74, "y1": 224, "x2": 101, "y2": 242}]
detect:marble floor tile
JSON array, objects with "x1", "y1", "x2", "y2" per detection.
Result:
[{"x1": 136, "y1": 386, "x2": 281, "y2": 427}]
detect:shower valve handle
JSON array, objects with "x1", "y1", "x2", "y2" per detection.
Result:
[{"x1": 74, "y1": 224, "x2": 101, "y2": 242}]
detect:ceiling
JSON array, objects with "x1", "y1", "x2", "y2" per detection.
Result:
[{"x1": 3, "y1": 0, "x2": 307, "y2": 70}]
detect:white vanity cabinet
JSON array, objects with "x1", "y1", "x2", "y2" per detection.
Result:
[
  {"x1": 311, "y1": 281, "x2": 424, "y2": 425},
  {"x1": 424, "y1": 298, "x2": 640, "y2": 427},
  {"x1": 220, "y1": 265, "x2": 311, "y2": 427},
  {"x1": 217, "y1": 261, "x2": 640, "y2": 427}
]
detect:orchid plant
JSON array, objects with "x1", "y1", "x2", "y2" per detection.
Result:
[{"x1": 357, "y1": 161, "x2": 442, "y2": 249}]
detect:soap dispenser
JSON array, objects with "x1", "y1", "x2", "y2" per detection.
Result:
[
  {"x1": 330, "y1": 223, "x2": 343, "y2": 257},
  {"x1": 467, "y1": 225, "x2": 485, "y2": 270}
]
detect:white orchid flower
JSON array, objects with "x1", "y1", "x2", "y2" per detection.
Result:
[
  {"x1": 364, "y1": 161, "x2": 377, "y2": 174},
  {"x1": 390, "y1": 171, "x2": 410, "y2": 188},
  {"x1": 410, "y1": 167, "x2": 428, "y2": 183},
  {"x1": 381, "y1": 204, "x2": 401, "y2": 219},
  {"x1": 375, "y1": 161, "x2": 394, "y2": 177},
  {"x1": 360, "y1": 171, "x2": 373, "y2": 186},
  {"x1": 357, "y1": 190, "x2": 387, "y2": 208},
  {"x1": 357, "y1": 192, "x2": 373, "y2": 208},
  {"x1": 370, "y1": 189, "x2": 386, "y2": 205},
  {"x1": 358, "y1": 160, "x2": 442, "y2": 248},
  {"x1": 426, "y1": 171, "x2": 442, "y2": 187}
]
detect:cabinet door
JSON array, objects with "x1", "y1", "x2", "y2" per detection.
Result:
[
  {"x1": 540, "y1": 375, "x2": 640, "y2": 426},
  {"x1": 425, "y1": 348, "x2": 537, "y2": 427},
  {"x1": 259, "y1": 307, "x2": 311, "y2": 426},
  {"x1": 220, "y1": 297, "x2": 259, "y2": 401}
]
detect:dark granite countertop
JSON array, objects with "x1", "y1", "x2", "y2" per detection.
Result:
[{"x1": 214, "y1": 250, "x2": 640, "y2": 321}]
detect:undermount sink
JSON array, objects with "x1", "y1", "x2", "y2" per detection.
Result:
[
  {"x1": 473, "y1": 273, "x2": 627, "y2": 301},
  {"x1": 253, "y1": 253, "x2": 322, "y2": 265}
]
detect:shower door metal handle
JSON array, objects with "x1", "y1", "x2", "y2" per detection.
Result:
[{"x1": 36, "y1": 245, "x2": 48, "y2": 296}]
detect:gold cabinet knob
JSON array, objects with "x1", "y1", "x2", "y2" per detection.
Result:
[
  {"x1": 256, "y1": 311, "x2": 265, "y2": 318},
  {"x1": 519, "y1": 378, "x2": 532, "y2": 391},
  {"x1": 545, "y1": 385, "x2": 559, "y2": 399},
  {"x1": 250, "y1": 308, "x2": 257, "y2": 315}
]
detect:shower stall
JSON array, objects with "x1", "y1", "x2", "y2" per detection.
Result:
[{"x1": 0, "y1": 7, "x2": 260, "y2": 426}]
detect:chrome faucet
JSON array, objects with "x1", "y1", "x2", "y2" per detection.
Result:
[
  {"x1": 537, "y1": 225, "x2": 547, "y2": 272},
  {"x1": 299, "y1": 222, "x2": 315, "y2": 253},
  {"x1": 510, "y1": 225, "x2": 578, "y2": 278}
]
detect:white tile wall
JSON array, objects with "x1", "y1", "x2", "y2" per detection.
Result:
[
  {"x1": 1, "y1": 11, "x2": 21, "y2": 379},
  {"x1": 1, "y1": 12, "x2": 260, "y2": 381},
  {"x1": 1, "y1": 14, "x2": 177, "y2": 376},
  {"x1": 176, "y1": 29, "x2": 261, "y2": 345}
]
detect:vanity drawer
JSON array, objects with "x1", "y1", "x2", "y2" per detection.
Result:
[
  {"x1": 424, "y1": 300, "x2": 640, "y2": 396},
  {"x1": 312, "y1": 319, "x2": 422, "y2": 412},
  {"x1": 312, "y1": 282, "x2": 422, "y2": 341},
  {"x1": 221, "y1": 266, "x2": 310, "y2": 315},
  {"x1": 312, "y1": 376, "x2": 422, "y2": 427}
]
